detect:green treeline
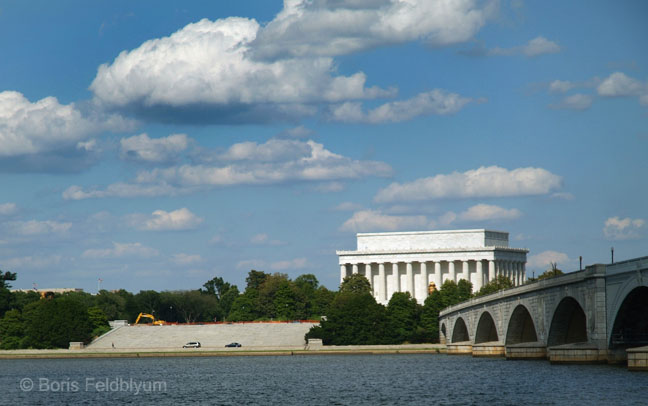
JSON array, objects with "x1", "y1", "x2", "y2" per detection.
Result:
[{"x1": 0, "y1": 266, "x2": 539, "y2": 349}]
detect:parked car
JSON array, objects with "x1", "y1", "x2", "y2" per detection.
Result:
[
  {"x1": 225, "y1": 342, "x2": 242, "y2": 348},
  {"x1": 183, "y1": 341, "x2": 201, "y2": 348}
]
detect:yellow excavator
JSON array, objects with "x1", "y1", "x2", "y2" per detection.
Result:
[{"x1": 134, "y1": 312, "x2": 165, "y2": 325}]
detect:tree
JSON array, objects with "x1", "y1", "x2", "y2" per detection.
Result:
[
  {"x1": 339, "y1": 274, "x2": 371, "y2": 295},
  {"x1": 0, "y1": 309, "x2": 25, "y2": 349},
  {"x1": 273, "y1": 281, "x2": 306, "y2": 320},
  {"x1": 307, "y1": 291, "x2": 387, "y2": 345},
  {"x1": 201, "y1": 276, "x2": 233, "y2": 299},
  {"x1": 227, "y1": 290, "x2": 260, "y2": 321},
  {"x1": 0, "y1": 270, "x2": 16, "y2": 289},
  {"x1": 474, "y1": 275, "x2": 514, "y2": 297},
  {"x1": 311, "y1": 286, "x2": 336, "y2": 318},
  {"x1": 457, "y1": 279, "x2": 473, "y2": 302},
  {"x1": 538, "y1": 262, "x2": 564, "y2": 280},
  {"x1": 420, "y1": 290, "x2": 444, "y2": 343},
  {"x1": 88, "y1": 306, "x2": 110, "y2": 338},
  {"x1": 385, "y1": 292, "x2": 421, "y2": 343},
  {"x1": 245, "y1": 270, "x2": 269, "y2": 292},
  {"x1": 22, "y1": 296, "x2": 93, "y2": 349}
]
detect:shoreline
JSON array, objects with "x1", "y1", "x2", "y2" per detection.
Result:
[{"x1": 0, "y1": 344, "x2": 446, "y2": 359}]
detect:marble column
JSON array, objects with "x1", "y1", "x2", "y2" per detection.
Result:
[
  {"x1": 434, "y1": 261, "x2": 442, "y2": 290},
  {"x1": 522, "y1": 263, "x2": 527, "y2": 283},
  {"x1": 378, "y1": 263, "x2": 386, "y2": 302},
  {"x1": 462, "y1": 260, "x2": 470, "y2": 283},
  {"x1": 489, "y1": 260, "x2": 496, "y2": 282},
  {"x1": 365, "y1": 263, "x2": 373, "y2": 291},
  {"x1": 340, "y1": 264, "x2": 346, "y2": 284},
  {"x1": 448, "y1": 261, "x2": 456, "y2": 283},
  {"x1": 392, "y1": 262, "x2": 400, "y2": 295},
  {"x1": 476, "y1": 260, "x2": 484, "y2": 291},
  {"x1": 420, "y1": 261, "x2": 427, "y2": 300},
  {"x1": 352, "y1": 264, "x2": 358, "y2": 275},
  {"x1": 406, "y1": 262, "x2": 414, "y2": 298}
]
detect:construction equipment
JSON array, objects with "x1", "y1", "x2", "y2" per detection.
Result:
[{"x1": 134, "y1": 312, "x2": 165, "y2": 325}]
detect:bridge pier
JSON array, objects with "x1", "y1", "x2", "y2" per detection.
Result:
[
  {"x1": 627, "y1": 346, "x2": 648, "y2": 371},
  {"x1": 548, "y1": 343, "x2": 607, "y2": 364},
  {"x1": 505, "y1": 342, "x2": 547, "y2": 360},
  {"x1": 472, "y1": 342, "x2": 505, "y2": 357},
  {"x1": 446, "y1": 342, "x2": 472, "y2": 355}
]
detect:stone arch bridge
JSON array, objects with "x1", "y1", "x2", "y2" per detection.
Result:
[{"x1": 438, "y1": 256, "x2": 648, "y2": 368}]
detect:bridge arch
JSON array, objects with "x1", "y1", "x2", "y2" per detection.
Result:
[
  {"x1": 505, "y1": 304, "x2": 538, "y2": 345},
  {"x1": 609, "y1": 286, "x2": 648, "y2": 349},
  {"x1": 547, "y1": 296, "x2": 587, "y2": 347},
  {"x1": 474, "y1": 311, "x2": 498, "y2": 343},
  {"x1": 451, "y1": 317, "x2": 469, "y2": 343}
]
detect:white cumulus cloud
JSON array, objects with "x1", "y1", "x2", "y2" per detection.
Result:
[
  {"x1": 374, "y1": 166, "x2": 562, "y2": 203},
  {"x1": 603, "y1": 216, "x2": 645, "y2": 240},
  {"x1": 251, "y1": 233, "x2": 285, "y2": 246},
  {"x1": 120, "y1": 133, "x2": 189, "y2": 163},
  {"x1": 0, "y1": 90, "x2": 130, "y2": 159},
  {"x1": 597, "y1": 72, "x2": 648, "y2": 105},
  {"x1": 90, "y1": 17, "x2": 390, "y2": 122},
  {"x1": 340, "y1": 209, "x2": 431, "y2": 232},
  {"x1": 253, "y1": 0, "x2": 493, "y2": 59},
  {"x1": 64, "y1": 139, "x2": 392, "y2": 199},
  {"x1": 172, "y1": 253, "x2": 204, "y2": 266},
  {"x1": 329, "y1": 89, "x2": 476, "y2": 123},
  {"x1": 520, "y1": 36, "x2": 561, "y2": 57},
  {"x1": 8, "y1": 220, "x2": 72, "y2": 236},
  {"x1": 141, "y1": 208, "x2": 204, "y2": 231},
  {"x1": 458, "y1": 204, "x2": 521, "y2": 221},
  {"x1": 548, "y1": 80, "x2": 575, "y2": 93}
]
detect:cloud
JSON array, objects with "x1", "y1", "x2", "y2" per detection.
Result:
[
  {"x1": 7, "y1": 220, "x2": 72, "y2": 236},
  {"x1": 0, "y1": 91, "x2": 132, "y2": 169},
  {"x1": 120, "y1": 133, "x2": 189, "y2": 163},
  {"x1": 250, "y1": 233, "x2": 285, "y2": 246},
  {"x1": 527, "y1": 250, "x2": 570, "y2": 270},
  {"x1": 253, "y1": 0, "x2": 493, "y2": 59},
  {"x1": 3, "y1": 255, "x2": 63, "y2": 270},
  {"x1": 0, "y1": 203, "x2": 17, "y2": 215},
  {"x1": 139, "y1": 208, "x2": 204, "y2": 231},
  {"x1": 172, "y1": 253, "x2": 204, "y2": 266},
  {"x1": 597, "y1": 72, "x2": 648, "y2": 105},
  {"x1": 333, "y1": 202, "x2": 364, "y2": 211},
  {"x1": 277, "y1": 125, "x2": 313, "y2": 139},
  {"x1": 375, "y1": 166, "x2": 562, "y2": 203},
  {"x1": 64, "y1": 139, "x2": 392, "y2": 199},
  {"x1": 520, "y1": 36, "x2": 561, "y2": 57},
  {"x1": 461, "y1": 36, "x2": 560, "y2": 58},
  {"x1": 82, "y1": 242, "x2": 159, "y2": 258},
  {"x1": 270, "y1": 257, "x2": 309, "y2": 271},
  {"x1": 457, "y1": 204, "x2": 521, "y2": 221},
  {"x1": 90, "y1": 17, "x2": 391, "y2": 123},
  {"x1": 603, "y1": 216, "x2": 645, "y2": 240},
  {"x1": 548, "y1": 80, "x2": 575, "y2": 93},
  {"x1": 340, "y1": 209, "x2": 431, "y2": 232},
  {"x1": 551, "y1": 192, "x2": 574, "y2": 200},
  {"x1": 329, "y1": 89, "x2": 477, "y2": 123},
  {"x1": 549, "y1": 93, "x2": 593, "y2": 111}
]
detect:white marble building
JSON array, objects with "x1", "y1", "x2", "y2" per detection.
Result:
[{"x1": 337, "y1": 229, "x2": 528, "y2": 304}]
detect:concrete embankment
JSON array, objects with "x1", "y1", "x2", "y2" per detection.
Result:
[{"x1": 0, "y1": 344, "x2": 447, "y2": 359}]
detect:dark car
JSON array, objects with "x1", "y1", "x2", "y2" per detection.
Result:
[
  {"x1": 225, "y1": 342, "x2": 242, "y2": 348},
  {"x1": 183, "y1": 341, "x2": 201, "y2": 348}
]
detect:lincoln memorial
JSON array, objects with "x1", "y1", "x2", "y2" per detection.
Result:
[{"x1": 337, "y1": 229, "x2": 528, "y2": 304}]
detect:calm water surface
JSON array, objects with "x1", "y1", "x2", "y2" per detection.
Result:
[{"x1": 1, "y1": 354, "x2": 646, "y2": 405}]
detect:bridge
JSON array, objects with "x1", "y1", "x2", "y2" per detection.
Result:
[{"x1": 438, "y1": 256, "x2": 648, "y2": 370}]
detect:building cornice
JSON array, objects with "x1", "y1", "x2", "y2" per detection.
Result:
[{"x1": 336, "y1": 246, "x2": 529, "y2": 256}]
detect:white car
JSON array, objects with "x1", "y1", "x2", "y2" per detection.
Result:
[{"x1": 183, "y1": 341, "x2": 201, "y2": 348}]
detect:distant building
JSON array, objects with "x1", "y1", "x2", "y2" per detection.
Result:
[
  {"x1": 11, "y1": 288, "x2": 84, "y2": 297},
  {"x1": 337, "y1": 229, "x2": 528, "y2": 304}
]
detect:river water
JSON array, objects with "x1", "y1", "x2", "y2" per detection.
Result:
[{"x1": 1, "y1": 354, "x2": 646, "y2": 405}]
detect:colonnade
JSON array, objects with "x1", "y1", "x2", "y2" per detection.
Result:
[{"x1": 340, "y1": 259, "x2": 526, "y2": 303}]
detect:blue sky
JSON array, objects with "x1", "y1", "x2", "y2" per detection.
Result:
[{"x1": 1, "y1": 0, "x2": 646, "y2": 293}]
